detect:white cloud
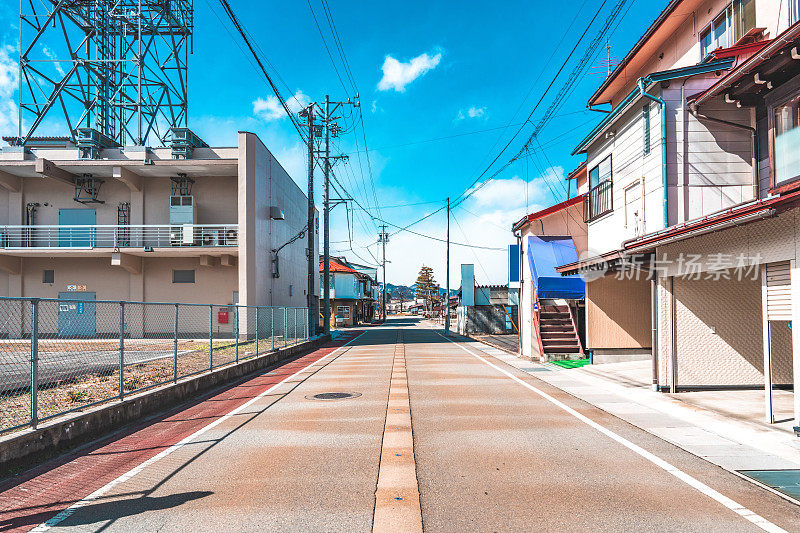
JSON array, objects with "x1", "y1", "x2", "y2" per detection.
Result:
[
  {"x1": 377, "y1": 51, "x2": 441, "y2": 92},
  {"x1": 466, "y1": 168, "x2": 563, "y2": 212},
  {"x1": 40, "y1": 45, "x2": 65, "y2": 77},
  {"x1": 457, "y1": 106, "x2": 486, "y2": 120},
  {"x1": 0, "y1": 44, "x2": 19, "y2": 135},
  {"x1": 253, "y1": 90, "x2": 310, "y2": 122}
]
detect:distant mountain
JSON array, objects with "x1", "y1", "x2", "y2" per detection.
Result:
[{"x1": 378, "y1": 282, "x2": 457, "y2": 300}]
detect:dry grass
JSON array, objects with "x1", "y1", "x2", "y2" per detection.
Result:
[{"x1": 0, "y1": 335, "x2": 295, "y2": 433}]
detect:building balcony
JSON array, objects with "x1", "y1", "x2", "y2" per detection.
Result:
[
  {"x1": 0, "y1": 224, "x2": 239, "y2": 251},
  {"x1": 584, "y1": 180, "x2": 613, "y2": 222}
]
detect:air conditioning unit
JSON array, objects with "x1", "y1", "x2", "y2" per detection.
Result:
[{"x1": 169, "y1": 195, "x2": 197, "y2": 246}]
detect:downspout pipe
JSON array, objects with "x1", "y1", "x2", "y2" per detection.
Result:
[
  {"x1": 638, "y1": 77, "x2": 669, "y2": 229},
  {"x1": 689, "y1": 106, "x2": 758, "y2": 200}
]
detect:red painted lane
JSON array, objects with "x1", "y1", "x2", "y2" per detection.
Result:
[{"x1": 0, "y1": 333, "x2": 360, "y2": 533}]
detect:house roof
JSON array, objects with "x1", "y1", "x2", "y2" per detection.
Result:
[
  {"x1": 319, "y1": 259, "x2": 357, "y2": 274},
  {"x1": 566, "y1": 162, "x2": 587, "y2": 181},
  {"x1": 573, "y1": 58, "x2": 735, "y2": 155},
  {"x1": 588, "y1": 0, "x2": 704, "y2": 106},
  {"x1": 512, "y1": 195, "x2": 584, "y2": 232},
  {"x1": 690, "y1": 22, "x2": 800, "y2": 107}
]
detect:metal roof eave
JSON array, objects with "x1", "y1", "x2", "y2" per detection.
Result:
[{"x1": 571, "y1": 59, "x2": 735, "y2": 156}]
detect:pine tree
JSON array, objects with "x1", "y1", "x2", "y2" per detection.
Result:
[{"x1": 415, "y1": 265, "x2": 437, "y2": 312}]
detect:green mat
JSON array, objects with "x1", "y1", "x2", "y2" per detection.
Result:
[{"x1": 550, "y1": 358, "x2": 591, "y2": 369}]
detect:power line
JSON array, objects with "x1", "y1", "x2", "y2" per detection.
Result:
[
  {"x1": 449, "y1": 0, "x2": 611, "y2": 208},
  {"x1": 217, "y1": 0, "x2": 306, "y2": 141}
]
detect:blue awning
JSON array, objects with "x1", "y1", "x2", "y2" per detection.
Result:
[{"x1": 526, "y1": 236, "x2": 585, "y2": 299}]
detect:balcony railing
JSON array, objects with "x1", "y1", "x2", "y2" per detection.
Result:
[
  {"x1": 584, "y1": 180, "x2": 613, "y2": 222},
  {"x1": 0, "y1": 224, "x2": 238, "y2": 249}
]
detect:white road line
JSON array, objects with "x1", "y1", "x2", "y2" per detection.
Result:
[
  {"x1": 32, "y1": 332, "x2": 366, "y2": 532},
  {"x1": 438, "y1": 333, "x2": 787, "y2": 533}
]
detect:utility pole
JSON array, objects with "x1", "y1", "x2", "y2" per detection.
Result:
[
  {"x1": 322, "y1": 95, "x2": 331, "y2": 334},
  {"x1": 445, "y1": 197, "x2": 450, "y2": 335},
  {"x1": 300, "y1": 103, "x2": 317, "y2": 336},
  {"x1": 379, "y1": 225, "x2": 388, "y2": 321},
  {"x1": 316, "y1": 94, "x2": 358, "y2": 334}
]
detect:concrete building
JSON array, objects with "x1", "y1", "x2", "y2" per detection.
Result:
[
  {"x1": 0, "y1": 131, "x2": 318, "y2": 336},
  {"x1": 556, "y1": 0, "x2": 800, "y2": 428}
]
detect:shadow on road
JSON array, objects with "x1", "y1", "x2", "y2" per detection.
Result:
[{"x1": 0, "y1": 491, "x2": 212, "y2": 531}]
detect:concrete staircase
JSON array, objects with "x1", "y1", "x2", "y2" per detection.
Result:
[{"x1": 539, "y1": 305, "x2": 583, "y2": 356}]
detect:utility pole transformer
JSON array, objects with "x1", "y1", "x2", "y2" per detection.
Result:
[{"x1": 16, "y1": 0, "x2": 193, "y2": 147}]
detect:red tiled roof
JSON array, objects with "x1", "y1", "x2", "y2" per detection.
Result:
[{"x1": 319, "y1": 259, "x2": 357, "y2": 273}]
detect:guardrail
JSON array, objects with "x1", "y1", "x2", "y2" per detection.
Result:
[
  {"x1": 0, "y1": 224, "x2": 238, "y2": 248},
  {"x1": 0, "y1": 297, "x2": 309, "y2": 433}
]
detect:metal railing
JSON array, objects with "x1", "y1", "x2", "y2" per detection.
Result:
[
  {"x1": 584, "y1": 180, "x2": 613, "y2": 222},
  {"x1": 0, "y1": 297, "x2": 309, "y2": 434},
  {"x1": 0, "y1": 224, "x2": 238, "y2": 248}
]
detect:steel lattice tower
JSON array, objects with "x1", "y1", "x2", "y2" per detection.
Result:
[{"x1": 17, "y1": 0, "x2": 193, "y2": 147}]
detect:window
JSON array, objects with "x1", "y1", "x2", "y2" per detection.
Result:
[
  {"x1": 773, "y1": 94, "x2": 800, "y2": 185},
  {"x1": 643, "y1": 104, "x2": 651, "y2": 156},
  {"x1": 699, "y1": 1, "x2": 756, "y2": 60},
  {"x1": 172, "y1": 269, "x2": 195, "y2": 283},
  {"x1": 791, "y1": 0, "x2": 800, "y2": 25},
  {"x1": 42, "y1": 270, "x2": 54, "y2": 284},
  {"x1": 589, "y1": 155, "x2": 612, "y2": 189},
  {"x1": 289, "y1": 284, "x2": 293, "y2": 296},
  {"x1": 336, "y1": 305, "x2": 351, "y2": 319},
  {"x1": 586, "y1": 155, "x2": 613, "y2": 222}
]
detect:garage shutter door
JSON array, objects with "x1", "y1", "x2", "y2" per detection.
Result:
[{"x1": 766, "y1": 261, "x2": 792, "y2": 320}]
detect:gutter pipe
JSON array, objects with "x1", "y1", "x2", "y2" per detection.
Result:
[
  {"x1": 638, "y1": 78, "x2": 669, "y2": 229},
  {"x1": 689, "y1": 107, "x2": 758, "y2": 200}
]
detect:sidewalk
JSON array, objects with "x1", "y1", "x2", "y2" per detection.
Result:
[{"x1": 467, "y1": 339, "x2": 800, "y2": 502}]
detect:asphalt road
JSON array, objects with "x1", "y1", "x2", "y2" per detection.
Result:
[
  {"x1": 0, "y1": 347, "x2": 193, "y2": 392},
  {"x1": 10, "y1": 317, "x2": 800, "y2": 532}
]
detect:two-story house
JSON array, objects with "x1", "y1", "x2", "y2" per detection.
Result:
[
  {"x1": 319, "y1": 256, "x2": 377, "y2": 327},
  {"x1": 556, "y1": 0, "x2": 800, "y2": 428},
  {"x1": 0, "y1": 131, "x2": 318, "y2": 337}
]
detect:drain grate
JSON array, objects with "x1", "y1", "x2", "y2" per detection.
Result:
[{"x1": 306, "y1": 392, "x2": 362, "y2": 401}]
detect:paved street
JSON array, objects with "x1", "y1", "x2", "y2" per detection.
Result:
[{"x1": 2, "y1": 317, "x2": 800, "y2": 532}]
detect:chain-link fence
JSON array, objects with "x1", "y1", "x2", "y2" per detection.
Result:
[{"x1": 0, "y1": 297, "x2": 311, "y2": 434}]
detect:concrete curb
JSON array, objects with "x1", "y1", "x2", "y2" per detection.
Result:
[{"x1": 0, "y1": 334, "x2": 332, "y2": 474}]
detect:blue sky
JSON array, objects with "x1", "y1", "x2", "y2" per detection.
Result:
[{"x1": 0, "y1": 0, "x2": 667, "y2": 286}]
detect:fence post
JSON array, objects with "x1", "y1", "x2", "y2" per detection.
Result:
[
  {"x1": 30, "y1": 298, "x2": 39, "y2": 430},
  {"x1": 271, "y1": 307, "x2": 275, "y2": 351},
  {"x1": 119, "y1": 301, "x2": 125, "y2": 400},
  {"x1": 209, "y1": 305, "x2": 214, "y2": 370},
  {"x1": 235, "y1": 305, "x2": 239, "y2": 363},
  {"x1": 284, "y1": 307, "x2": 288, "y2": 348},
  {"x1": 256, "y1": 306, "x2": 260, "y2": 355},
  {"x1": 173, "y1": 304, "x2": 179, "y2": 383}
]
